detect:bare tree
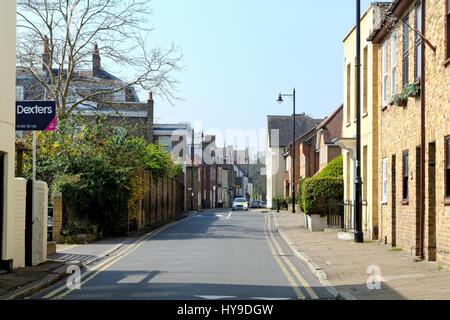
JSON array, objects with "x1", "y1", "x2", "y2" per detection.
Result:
[{"x1": 17, "y1": 0, "x2": 183, "y2": 119}]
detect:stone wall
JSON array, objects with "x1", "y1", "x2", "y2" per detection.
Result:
[{"x1": 32, "y1": 181, "x2": 48, "y2": 266}]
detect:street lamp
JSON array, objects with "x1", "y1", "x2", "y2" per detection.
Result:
[{"x1": 277, "y1": 88, "x2": 296, "y2": 214}]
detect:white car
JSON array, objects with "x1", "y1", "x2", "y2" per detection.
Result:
[{"x1": 232, "y1": 198, "x2": 249, "y2": 211}]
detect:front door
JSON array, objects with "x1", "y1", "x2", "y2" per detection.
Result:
[{"x1": 0, "y1": 153, "x2": 6, "y2": 270}]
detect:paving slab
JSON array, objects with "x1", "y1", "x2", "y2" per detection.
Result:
[{"x1": 274, "y1": 211, "x2": 450, "y2": 300}]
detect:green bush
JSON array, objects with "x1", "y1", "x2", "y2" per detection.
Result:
[
  {"x1": 271, "y1": 195, "x2": 288, "y2": 210},
  {"x1": 301, "y1": 177, "x2": 344, "y2": 215},
  {"x1": 315, "y1": 155, "x2": 343, "y2": 178},
  {"x1": 298, "y1": 156, "x2": 344, "y2": 215}
]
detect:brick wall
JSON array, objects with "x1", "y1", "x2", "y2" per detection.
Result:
[{"x1": 375, "y1": 0, "x2": 450, "y2": 264}]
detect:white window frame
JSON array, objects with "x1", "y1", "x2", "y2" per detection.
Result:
[
  {"x1": 382, "y1": 41, "x2": 388, "y2": 107},
  {"x1": 391, "y1": 32, "x2": 397, "y2": 97},
  {"x1": 382, "y1": 158, "x2": 388, "y2": 204},
  {"x1": 16, "y1": 85, "x2": 24, "y2": 101}
]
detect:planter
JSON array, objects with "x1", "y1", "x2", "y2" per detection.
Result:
[{"x1": 306, "y1": 214, "x2": 328, "y2": 232}]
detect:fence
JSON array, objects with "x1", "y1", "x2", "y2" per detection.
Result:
[
  {"x1": 138, "y1": 171, "x2": 185, "y2": 231},
  {"x1": 326, "y1": 200, "x2": 368, "y2": 232}
]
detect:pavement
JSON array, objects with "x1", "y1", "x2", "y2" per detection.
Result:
[
  {"x1": 0, "y1": 232, "x2": 145, "y2": 300},
  {"x1": 31, "y1": 209, "x2": 334, "y2": 300},
  {"x1": 273, "y1": 211, "x2": 450, "y2": 300}
]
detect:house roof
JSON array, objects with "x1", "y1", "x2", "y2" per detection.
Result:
[
  {"x1": 267, "y1": 114, "x2": 322, "y2": 148},
  {"x1": 368, "y1": 0, "x2": 414, "y2": 43}
]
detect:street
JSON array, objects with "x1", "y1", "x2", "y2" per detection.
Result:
[{"x1": 33, "y1": 210, "x2": 333, "y2": 300}]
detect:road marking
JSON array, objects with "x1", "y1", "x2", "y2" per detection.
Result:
[
  {"x1": 117, "y1": 274, "x2": 148, "y2": 284},
  {"x1": 196, "y1": 295, "x2": 236, "y2": 300},
  {"x1": 226, "y1": 212, "x2": 232, "y2": 220},
  {"x1": 264, "y1": 214, "x2": 305, "y2": 300},
  {"x1": 43, "y1": 215, "x2": 193, "y2": 299},
  {"x1": 267, "y1": 213, "x2": 319, "y2": 300},
  {"x1": 252, "y1": 297, "x2": 292, "y2": 301}
]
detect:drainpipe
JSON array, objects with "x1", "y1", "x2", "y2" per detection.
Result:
[{"x1": 419, "y1": 0, "x2": 426, "y2": 260}]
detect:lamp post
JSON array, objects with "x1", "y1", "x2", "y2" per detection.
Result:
[
  {"x1": 354, "y1": 0, "x2": 364, "y2": 243},
  {"x1": 277, "y1": 88, "x2": 296, "y2": 214}
]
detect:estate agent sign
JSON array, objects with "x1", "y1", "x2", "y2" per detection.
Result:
[{"x1": 16, "y1": 101, "x2": 57, "y2": 131}]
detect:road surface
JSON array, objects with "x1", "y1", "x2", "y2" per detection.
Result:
[{"x1": 34, "y1": 209, "x2": 334, "y2": 300}]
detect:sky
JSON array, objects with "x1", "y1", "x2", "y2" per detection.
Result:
[{"x1": 140, "y1": 0, "x2": 374, "y2": 149}]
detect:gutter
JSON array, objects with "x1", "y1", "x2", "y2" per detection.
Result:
[{"x1": 419, "y1": 0, "x2": 426, "y2": 260}]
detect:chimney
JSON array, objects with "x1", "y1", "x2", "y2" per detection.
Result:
[
  {"x1": 42, "y1": 35, "x2": 50, "y2": 72},
  {"x1": 146, "y1": 92, "x2": 154, "y2": 143},
  {"x1": 92, "y1": 43, "x2": 101, "y2": 77}
]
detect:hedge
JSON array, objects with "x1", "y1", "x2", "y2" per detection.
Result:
[
  {"x1": 315, "y1": 155, "x2": 343, "y2": 178},
  {"x1": 301, "y1": 177, "x2": 344, "y2": 215}
]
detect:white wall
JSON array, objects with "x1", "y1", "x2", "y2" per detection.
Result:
[
  {"x1": 0, "y1": 0, "x2": 17, "y2": 265},
  {"x1": 12, "y1": 179, "x2": 27, "y2": 269},
  {"x1": 32, "y1": 181, "x2": 48, "y2": 266}
]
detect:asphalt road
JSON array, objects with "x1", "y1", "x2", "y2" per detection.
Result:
[{"x1": 34, "y1": 209, "x2": 334, "y2": 300}]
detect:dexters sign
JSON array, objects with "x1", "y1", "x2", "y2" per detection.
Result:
[{"x1": 16, "y1": 101, "x2": 57, "y2": 131}]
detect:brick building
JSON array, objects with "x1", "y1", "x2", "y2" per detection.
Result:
[
  {"x1": 369, "y1": 0, "x2": 450, "y2": 265},
  {"x1": 16, "y1": 40, "x2": 154, "y2": 143},
  {"x1": 266, "y1": 114, "x2": 323, "y2": 208},
  {"x1": 283, "y1": 105, "x2": 342, "y2": 200},
  {"x1": 337, "y1": 2, "x2": 388, "y2": 240}
]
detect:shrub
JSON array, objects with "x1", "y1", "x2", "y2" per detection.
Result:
[
  {"x1": 315, "y1": 155, "x2": 343, "y2": 178},
  {"x1": 301, "y1": 177, "x2": 344, "y2": 215},
  {"x1": 271, "y1": 195, "x2": 288, "y2": 210}
]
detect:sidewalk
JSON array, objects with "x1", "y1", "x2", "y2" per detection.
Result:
[
  {"x1": 273, "y1": 212, "x2": 450, "y2": 300},
  {"x1": 0, "y1": 235, "x2": 140, "y2": 300}
]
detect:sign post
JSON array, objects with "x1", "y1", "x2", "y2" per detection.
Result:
[{"x1": 16, "y1": 101, "x2": 57, "y2": 222}]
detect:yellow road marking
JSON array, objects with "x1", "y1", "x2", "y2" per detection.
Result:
[
  {"x1": 44, "y1": 217, "x2": 190, "y2": 299},
  {"x1": 267, "y1": 213, "x2": 319, "y2": 300},
  {"x1": 264, "y1": 214, "x2": 305, "y2": 300}
]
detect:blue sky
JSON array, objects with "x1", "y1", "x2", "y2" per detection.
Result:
[{"x1": 146, "y1": 0, "x2": 374, "y2": 141}]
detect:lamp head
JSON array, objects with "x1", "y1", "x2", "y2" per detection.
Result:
[{"x1": 277, "y1": 94, "x2": 284, "y2": 104}]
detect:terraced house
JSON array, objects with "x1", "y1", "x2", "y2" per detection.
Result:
[
  {"x1": 369, "y1": 0, "x2": 450, "y2": 265},
  {"x1": 337, "y1": 2, "x2": 388, "y2": 241}
]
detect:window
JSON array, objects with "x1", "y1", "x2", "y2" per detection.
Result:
[
  {"x1": 382, "y1": 158, "x2": 388, "y2": 204},
  {"x1": 346, "y1": 63, "x2": 351, "y2": 123},
  {"x1": 363, "y1": 46, "x2": 368, "y2": 114},
  {"x1": 16, "y1": 86, "x2": 24, "y2": 101},
  {"x1": 447, "y1": 0, "x2": 450, "y2": 60},
  {"x1": 402, "y1": 14, "x2": 410, "y2": 87},
  {"x1": 391, "y1": 32, "x2": 397, "y2": 96},
  {"x1": 446, "y1": 137, "x2": 450, "y2": 198},
  {"x1": 415, "y1": 1, "x2": 423, "y2": 81},
  {"x1": 402, "y1": 151, "x2": 409, "y2": 201},
  {"x1": 354, "y1": 57, "x2": 357, "y2": 120},
  {"x1": 382, "y1": 41, "x2": 388, "y2": 106}
]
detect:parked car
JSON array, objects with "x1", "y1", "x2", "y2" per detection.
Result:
[
  {"x1": 260, "y1": 201, "x2": 267, "y2": 208},
  {"x1": 232, "y1": 198, "x2": 249, "y2": 211},
  {"x1": 251, "y1": 200, "x2": 260, "y2": 208}
]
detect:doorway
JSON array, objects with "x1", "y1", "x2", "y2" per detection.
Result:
[
  {"x1": 391, "y1": 155, "x2": 397, "y2": 247},
  {"x1": 0, "y1": 153, "x2": 4, "y2": 265},
  {"x1": 428, "y1": 142, "x2": 437, "y2": 261}
]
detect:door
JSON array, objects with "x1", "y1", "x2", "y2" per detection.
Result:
[
  {"x1": 428, "y1": 142, "x2": 437, "y2": 261},
  {"x1": 0, "y1": 153, "x2": 4, "y2": 265},
  {"x1": 391, "y1": 155, "x2": 397, "y2": 247}
]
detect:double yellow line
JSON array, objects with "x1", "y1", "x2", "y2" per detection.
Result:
[
  {"x1": 43, "y1": 217, "x2": 191, "y2": 300},
  {"x1": 264, "y1": 213, "x2": 319, "y2": 300}
]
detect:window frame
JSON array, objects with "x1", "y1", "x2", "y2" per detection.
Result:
[
  {"x1": 445, "y1": 136, "x2": 450, "y2": 200},
  {"x1": 382, "y1": 41, "x2": 388, "y2": 107},
  {"x1": 414, "y1": 0, "x2": 423, "y2": 82},
  {"x1": 391, "y1": 31, "x2": 398, "y2": 96},
  {"x1": 402, "y1": 150, "x2": 409, "y2": 202},
  {"x1": 382, "y1": 157, "x2": 388, "y2": 204},
  {"x1": 346, "y1": 62, "x2": 352, "y2": 124},
  {"x1": 402, "y1": 14, "x2": 410, "y2": 87},
  {"x1": 446, "y1": 0, "x2": 450, "y2": 60}
]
